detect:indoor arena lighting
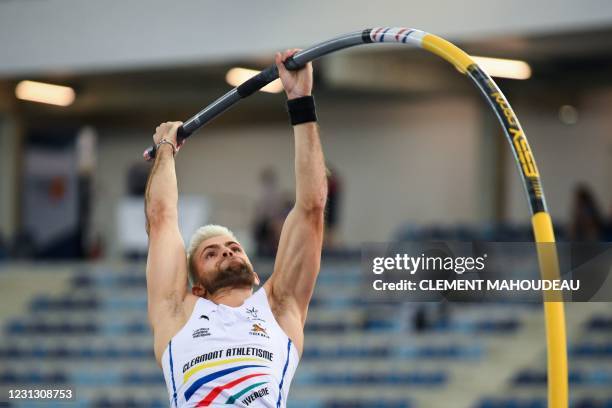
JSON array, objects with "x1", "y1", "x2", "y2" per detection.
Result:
[
  {"x1": 470, "y1": 56, "x2": 531, "y2": 80},
  {"x1": 225, "y1": 68, "x2": 283, "y2": 93},
  {"x1": 15, "y1": 80, "x2": 75, "y2": 106}
]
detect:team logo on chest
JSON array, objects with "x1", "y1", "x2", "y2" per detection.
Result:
[
  {"x1": 245, "y1": 307, "x2": 265, "y2": 322},
  {"x1": 249, "y1": 323, "x2": 270, "y2": 339}
]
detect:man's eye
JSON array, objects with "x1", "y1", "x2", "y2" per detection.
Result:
[
  {"x1": 232, "y1": 247, "x2": 242, "y2": 252},
  {"x1": 206, "y1": 252, "x2": 215, "y2": 258}
]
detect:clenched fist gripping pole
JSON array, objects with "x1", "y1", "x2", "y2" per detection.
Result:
[{"x1": 142, "y1": 28, "x2": 568, "y2": 408}]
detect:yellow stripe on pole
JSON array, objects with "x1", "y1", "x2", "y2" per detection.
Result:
[
  {"x1": 531, "y1": 212, "x2": 568, "y2": 408},
  {"x1": 421, "y1": 34, "x2": 474, "y2": 73},
  {"x1": 532, "y1": 212, "x2": 556, "y2": 243},
  {"x1": 543, "y1": 302, "x2": 568, "y2": 408}
]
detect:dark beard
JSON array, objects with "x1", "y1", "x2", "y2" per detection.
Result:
[{"x1": 202, "y1": 258, "x2": 255, "y2": 295}]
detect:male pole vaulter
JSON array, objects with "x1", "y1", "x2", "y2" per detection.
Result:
[{"x1": 144, "y1": 49, "x2": 327, "y2": 407}]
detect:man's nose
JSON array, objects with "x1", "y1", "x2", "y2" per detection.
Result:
[{"x1": 222, "y1": 249, "x2": 234, "y2": 257}]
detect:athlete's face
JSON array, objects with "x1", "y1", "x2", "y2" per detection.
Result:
[{"x1": 191, "y1": 235, "x2": 259, "y2": 297}]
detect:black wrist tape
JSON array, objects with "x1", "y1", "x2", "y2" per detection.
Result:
[{"x1": 287, "y1": 95, "x2": 317, "y2": 126}]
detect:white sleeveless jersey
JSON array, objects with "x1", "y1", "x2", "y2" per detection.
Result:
[{"x1": 161, "y1": 287, "x2": 300, "y2": 408}]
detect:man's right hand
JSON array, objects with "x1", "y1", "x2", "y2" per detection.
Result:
[{"x1": 153, "y1": 121, "x2": 184, "y2": 153}]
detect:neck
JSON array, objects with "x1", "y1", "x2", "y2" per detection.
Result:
[{"x1": 208, "y1": 286, "x2": 253, "y2": 307}]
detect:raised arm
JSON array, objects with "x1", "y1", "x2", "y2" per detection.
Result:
[
  {"x1": 144, "y1": 122, "x2": 191, "y2": 363},
  {"x1": 264, "y1": 50, "x2": 328, "y2": 352}
]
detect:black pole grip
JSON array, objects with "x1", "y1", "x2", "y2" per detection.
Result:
[
  {"x1": 176, "y1": 125, "x2": 188, "y2": 144},
  {"x1": 236, "y1": 66, "x2": 279, "y2": 98},
  {"x1": 283, "y1": 56, "x2": 304, "y2": 71},
  {"x1": 234, "y1": 57, "x2": 305, "y2": 98}
]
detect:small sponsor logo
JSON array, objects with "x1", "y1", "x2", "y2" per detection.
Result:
[
  {"x1": 249, "y1": 323, "x2": 269, "y2": 339},
  {"x1": 199, "y1": 315, "x2": 209, "y2": 320},
  {"x1": 241, "y1": 386, "x2": 269, "y2": 406},
  {"x1": 192, "y1": 327, "x2": 211, "y2": 338},
  {"x1": 246, "y1": 307, "x2": 265, "y2": 322}
]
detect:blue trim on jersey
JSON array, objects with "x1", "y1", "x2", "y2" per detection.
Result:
[
  {"x1": 276, "y1": 339, "x2": 292, "y2": 408},
  {"x1": 184, "y1": 364, "x2": 266, "y2": 401},
  {"x1": 169, "y1": 341, "x2": 178, "y2": 407}
]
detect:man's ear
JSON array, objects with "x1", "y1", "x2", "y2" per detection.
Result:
[
  {"x1": 254, "y1": 272, "x2": 261, "y2": 286},
  {"x1": 192, "y1": 284, "x2": 206, "y2": 298}
]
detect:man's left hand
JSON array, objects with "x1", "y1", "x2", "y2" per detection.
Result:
[{"x1": 275, "y1": 48, "x2": 313, "y2": 100}]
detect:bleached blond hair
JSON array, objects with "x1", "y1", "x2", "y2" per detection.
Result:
[{"x1": 186, "y1": 224, "x2": 238, "y2": 286}]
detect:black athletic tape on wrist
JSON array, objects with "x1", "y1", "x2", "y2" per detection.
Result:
[{"x1": 287, "y1": 95, "x2": 317, "y2": 126}]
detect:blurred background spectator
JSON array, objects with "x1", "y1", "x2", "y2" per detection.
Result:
[
  {"x1": 253, "y1": 167, "x2": 286, "y2": 256},
  {"x1": 0, "y1": 228, "x2": 7, "y2": 261},
  {"x1": 324, "y1": 166, "x2": 343, "y2": 249},
  {"x1": 570, "y1": 184, "x2": 607, "y2": 242}
]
